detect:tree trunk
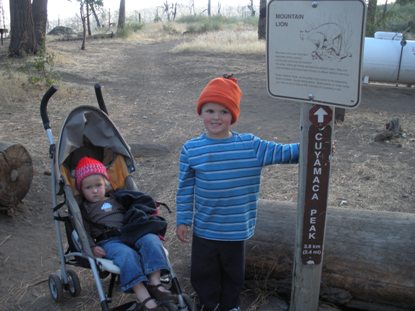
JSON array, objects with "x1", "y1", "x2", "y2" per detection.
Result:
[
  {"x1": 207, "y1": 0, "x2": 211, "y2": 16},
  {"x1": 172, "y1": 3, "x2": 177, "y2": 21},
  {"x1": 31, "y1": 0, "x2": 47, "y2": 50},
  {"x1": 9, "y1": 0, "x2": 37, "y2": 56},
  {"x1": 89, "y1": 1, "x2": 101, "y2": 28},
  {"x1": 366, "y1": 0, "x2": 378, "y2": 36},
  {"x1": 258, "y1": 0, "x2": 266, "y2": 40},
  {"x1": 189, "y1": 0, "x2": 195, "y2": 16},
  {"x1": 248, "y1": 0, "x2": 255, "y2": 16},
  {"x1": 108, "y1": 8, "x2": 111, "y2": 28},
  {"x1": 117, "y1": 0, "x2": 125, "y2": 34},
  {"x1": 163, "y1": 2, "x2": 171, "y2": 21},
  {"x1": 0, "y1": 142, "x2": 33, "y2": 210},
  {"x1": 80, "y1": 1, "x2": 86, "y2": 50},
  {"x1": 246, "y1": 200, "x2": 415, "y2": 310},
  {"x1": 86, "y1": 0, "x2": 92, "y2": 36}
]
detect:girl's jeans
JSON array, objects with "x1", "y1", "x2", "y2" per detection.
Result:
[{"x1": 99, "y1": 233, "x2": 169, "y2": 292}]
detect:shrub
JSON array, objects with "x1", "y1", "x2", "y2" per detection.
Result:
[
  {"x1": 117, "y1": 22, "x2": 145, "y2": 37},
  {"x1": 18, "y1": 52, "x2": 57, "y2": 86},
  {"x1": 177, "y1": 15, "x2": 245, "y2": 34},
  {"x1": 162, "y1": 23, "x2": 181, "y2": 35}
]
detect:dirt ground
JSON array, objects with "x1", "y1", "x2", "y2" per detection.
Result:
[{"x1": 0, "y1": 36, "x2": 414, "y2": 311}]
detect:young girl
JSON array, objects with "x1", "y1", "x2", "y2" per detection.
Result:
[{"x1": 75, "y1": 156, "x2": 176, "y2": 311}]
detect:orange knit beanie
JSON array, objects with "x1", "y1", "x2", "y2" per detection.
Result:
[{"x1": 197, "y1": 74, "x2": 242, "y2": 124}]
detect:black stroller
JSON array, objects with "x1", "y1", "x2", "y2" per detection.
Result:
[{"x1": 40, "y1": 84, "x2": 193, "y2": 311}]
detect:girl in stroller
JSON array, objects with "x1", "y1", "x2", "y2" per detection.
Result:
[{"x1": 74, "y1": 156, "x2": 176, "y2": 311}]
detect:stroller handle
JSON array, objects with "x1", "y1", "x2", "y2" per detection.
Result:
[
  {"x1": 94, "y1": 83, "x2": 108, "y2": 114},
  {"x1": 40, "y1": 86, "x2": 58, "y2": 130}
]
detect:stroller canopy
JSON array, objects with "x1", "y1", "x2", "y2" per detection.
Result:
[{"x1": 57, "y1": 105, "x2": 136, "y2": 174}]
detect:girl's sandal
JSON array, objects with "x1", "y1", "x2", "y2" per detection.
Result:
[
  {"x1": 147, "y1": 283, "x2": 177, "y2": 303},
  {"x1": 136, "y1": 297, "x2": 167, "y2": 311}
]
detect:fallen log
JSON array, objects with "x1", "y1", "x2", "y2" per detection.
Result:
[
  {"x1": 246, "y1": 200, "x2": 415, "y2": 310},
  {"x1": 0, "y1": 142, "x2": 33, "y2": 209}
]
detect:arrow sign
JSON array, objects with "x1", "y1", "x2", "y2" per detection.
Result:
[
  {"x1": 314, "y1": 108, "x2": 328, "y2": 123},
  {"x1": 309, "y1": 105, "x2": 332, "y2": 127}
]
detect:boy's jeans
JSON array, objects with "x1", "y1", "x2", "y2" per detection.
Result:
[
  {"x1": 99, "y1": 233, "x2": 169, "y2": 292},
  {"x1": 191, "y1": 235, "x2": 245, "y2": 311}
]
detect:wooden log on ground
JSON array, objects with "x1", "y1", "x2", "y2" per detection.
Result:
[
  {"x1": 0, "y1": 142, "x2": 33, "y2": 209},
  {"x1": 246, "y1": 200, "x2": 415, "y2": 310}
]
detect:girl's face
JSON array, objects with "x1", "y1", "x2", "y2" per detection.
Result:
[
  {"x1": 200, "y1": 103, "x2": 233, "y2": 139},
  {"x1": 81, "y1": 174, "x2": 107, "y2": 203}
]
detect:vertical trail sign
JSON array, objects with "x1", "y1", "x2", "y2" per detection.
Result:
[{"x1": 302, "y1": 105, "x2": 332, "y2": 265}]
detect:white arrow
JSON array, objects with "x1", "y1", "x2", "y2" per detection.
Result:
[{"x1": 314, "y1": 108, "x2": 328, "y2": 123}]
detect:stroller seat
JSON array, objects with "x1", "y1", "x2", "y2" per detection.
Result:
[{"x1": 96, "y1": 258, "x2": 121, "y2": 274}]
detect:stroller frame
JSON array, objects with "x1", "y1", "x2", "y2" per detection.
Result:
[{"x1": 40, "y1": 84, "x2": 193, "y2": 311}]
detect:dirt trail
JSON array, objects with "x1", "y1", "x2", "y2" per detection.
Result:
[{"x1": 0, "y1": 37, "x2": 414, "y2": 311}]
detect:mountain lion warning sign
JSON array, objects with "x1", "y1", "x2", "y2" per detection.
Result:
[{"x1": 266, "y1": 0, "x2": 366, "y2": 108}]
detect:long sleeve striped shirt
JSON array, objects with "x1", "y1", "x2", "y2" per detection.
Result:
[{"x1": 176, "y1": 131, "x2": 299, "y2": 241}]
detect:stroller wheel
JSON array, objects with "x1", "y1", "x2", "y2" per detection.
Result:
[
  {"x1": 160, "y1": 301, "x2": 178, "y2": 311},
  {"x1": 48, "y1": 274, "x2": 64, "y2": 303},
  {"x1": 66, "y1": 269, "x2": 81, "y2": 297},
  {"x1": 177, "y1": 293, "x2": 195, "y2": 311}
]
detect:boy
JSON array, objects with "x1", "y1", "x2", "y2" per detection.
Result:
[
  {"x1": 75, "y1": 156, "x2": 176, "y2": 311},
  {"x1": 176, "y1": 75, "x2": 299, "y2": 311}
]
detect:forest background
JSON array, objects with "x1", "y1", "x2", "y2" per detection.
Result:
[{"x1": 1, "y1": 0, "x2": 415, "y2": 57}]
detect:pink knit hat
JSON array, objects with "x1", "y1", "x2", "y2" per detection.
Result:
[{"x1": 74, "y1": 157, "x2": 109, "y2": 190}]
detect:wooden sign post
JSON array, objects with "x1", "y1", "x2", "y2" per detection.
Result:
[
  {"x1": 266, "y1": 0, "x2": 366, "y2": 309},
  {"x1": 290, "y1": 104, "x2": 333, "y2": 310}
]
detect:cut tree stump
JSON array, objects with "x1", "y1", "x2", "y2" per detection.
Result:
[
  {"x1": 246, "y1": 200, "x2": 415, "y2": 310},
  {"x1": 0, "y1": 142, "x2": 33, "y2": 210}
]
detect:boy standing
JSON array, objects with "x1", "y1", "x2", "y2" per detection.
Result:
[{"x1": 176, "y1": 75, "x2": 299, "y2": 311}]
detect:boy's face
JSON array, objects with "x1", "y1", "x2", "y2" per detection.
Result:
[
  {"x1": 81, "y1": 174, "x2": 107, "y2": 203},
  {"x1": 200, "y1": 103, "x2": 232, "y2": 139}
]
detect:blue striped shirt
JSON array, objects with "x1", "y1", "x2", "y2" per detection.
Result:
[{"x1": 176, "y1": 132, "x2": 299, "y2": 241}]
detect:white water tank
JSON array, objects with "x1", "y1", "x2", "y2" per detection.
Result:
[
  {"x1": 362, "y1": 34, "x2": 415, "y2": 85},
  {"x1": 374, "y1": 31, "x2": 403, "y2": 40}
]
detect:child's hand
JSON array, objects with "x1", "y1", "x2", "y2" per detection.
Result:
[
  {"x1": 176, "y1": 225, "x2": 190, "y2": 243},
  {"x1": 92, "y1": 246, "x2": 106, "y2": 258}
]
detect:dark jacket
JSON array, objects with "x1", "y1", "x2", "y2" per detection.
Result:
[
  {"x1": 115, "y1": 189, "x2": 167, "y2": 246},
  {"x1": 82, "y1": 189, "x2": 167, "y2": 247}
]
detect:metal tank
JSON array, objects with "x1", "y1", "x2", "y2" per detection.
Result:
[{"x1": 362, "y1": 32, "x2": 415, "y2": 85}]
